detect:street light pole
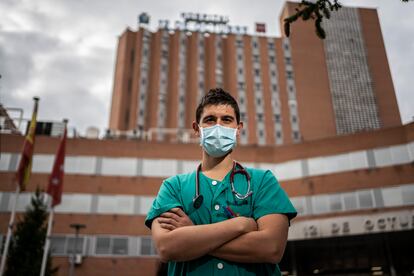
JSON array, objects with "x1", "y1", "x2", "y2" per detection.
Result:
[{"x1": 68, "y1": 223, "x2": 86, "y2": 276}]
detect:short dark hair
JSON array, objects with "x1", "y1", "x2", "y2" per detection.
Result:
[{"x1": 195, "y1": 88, "x2": 240, "y2": 124}]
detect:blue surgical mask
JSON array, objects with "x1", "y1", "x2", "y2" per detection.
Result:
[{"x1": 199, "y1": 124, "x2": 237, "y2": 157}]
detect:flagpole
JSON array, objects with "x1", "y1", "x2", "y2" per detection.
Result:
[
  {"x1": 0, "y1": 97, "x2": 39, "y2": 276},
  {"x1": 40, "y1": 118, "x2": 68, "y2": 276},
  {"x1": 40, "y1": 199, "x2": 54, "y2": 276},
  {"x1": 0, "y1": 185, "x2": 21, "y2": 276}
]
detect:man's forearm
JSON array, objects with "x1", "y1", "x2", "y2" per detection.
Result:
[
  {"x1": 209, "y1": 230, "x2": 282, "y2": 263},
  {"x1": 154, "y1": 216, "x2": 255, "y2": 262},
  {"x1": 210, "y1": 214, "x2": 290, "y2": 264}
]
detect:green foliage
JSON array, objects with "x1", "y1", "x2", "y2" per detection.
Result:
[
  {"x1": 284, "y1": 0, "x2": 411, "y2": 39},
  {"x1": 4, "y1": 188, "x2": 58, "y2": 276}
]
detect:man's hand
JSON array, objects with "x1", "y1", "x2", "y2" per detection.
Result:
[{"x1": 158, "y1": 208, "x2": 194, "y2": 230}]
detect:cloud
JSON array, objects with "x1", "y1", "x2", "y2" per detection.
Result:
[{"x1": 0, "y1": 0, "x2": 413, "y2": 138}]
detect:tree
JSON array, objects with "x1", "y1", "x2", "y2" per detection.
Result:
[
  {"x1": 4, "y1": 189, "x2": 58, "y2": 276},
  {"x1": 284, "y1": 0, "x2": 412, "y2": 39}
]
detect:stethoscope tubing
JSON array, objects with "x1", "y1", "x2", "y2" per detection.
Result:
[{"x1": 193, "y1": 161, "x2": 252, "y2": 209}]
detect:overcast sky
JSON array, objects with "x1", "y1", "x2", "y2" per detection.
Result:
[{"x1": 1, "y1": 0, "x2": 413, "y2": 136}]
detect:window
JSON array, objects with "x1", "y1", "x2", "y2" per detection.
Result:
[
  {"x1": 285, "y1": 57, "x2": 291, "y2": 65},
  {"x1": 268, "y1": 42, "x2": 274, "y2": 49},
  {"x1": 113, "y1": 238, "x2": 128, "y2": 255},
  {"x1": 253, "y1": 41, "x2": 258, "y2": 48},
  {"x1": 286, "y1": 70, "x2": 293, "y2": 79},
  {"x1": 293, "y1": 131, "x2": 300, "y2": 141},
  {"x1": 67, "y1": 237, "x2": 84, "y2": 254},
  {"x1": 290, "y1": 197, "x2": 305, "y2": 215},
  {"x1": 312, "y1": 195, "x2": 329, "y2": 214},
  {"x1": 343, "y1": 192, "x2": 358, "y2": 210},
  {"x1": 253, "y1": 55, "x2": 259, "y2": 63},
  {"x1": 329, "y1": 195, "x2": 342, "y2": 212},
  {"x1": 141, "y1": 237, "x2": 155, "y2": 256},
  {"x1": 274, "y1": 114, "x2": 281, "y2": 122},
  {"x1": 96, "y1": 237, "x2": 111, "y2": 255},
  {"x1": 254, "y1": 69, "x2": 260, "y2": 76},
  {"x1": 401, "y1": 185, "x2": 414, "y2": 205},
  {"x1": 269, "y1": 56, "x2": 275, "y2": 63},
  {"x1": 50, "y1": 236, "x2": 66, "y2": 255},
  {"x1": 96, "y1": 236, "x2": 129, "y2": 255},
  {"x1": 358, "y1": 190, "x2": 374, "y2": 209}
]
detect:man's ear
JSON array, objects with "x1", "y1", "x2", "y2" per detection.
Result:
[
  {"x1": 192, "y1": 121, "x2": 200, "y2": 137},
  {"x1": 236, "y1": 122, "x2": 244, "y2": 136}
]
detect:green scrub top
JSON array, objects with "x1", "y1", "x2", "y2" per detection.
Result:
[{"x1": 145, "y1": 166, "x2": 297, "y2": 276}]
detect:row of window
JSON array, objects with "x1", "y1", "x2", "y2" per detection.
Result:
[
  {"x1": 323, "y1": 7, "x2": 381, "y2": 135},
  {"x1": 293, "y1": 183, "x2": 414, "y2": 216},
  {"x1": 215, "y1": 36, "x2": 223, "y2": 87},
  {"x1": 47, "y1": 235, "x2": 156, "y2": 257},
  {"x1": 0, "y1": 183, "x2": 412, "y2": 220},
  {"x1": 137, "y1": 29, "x2": 152, "y2": 130},
  {"x1": 156, "y1": 30, "x2": 170, "y2": 140},
  {"x1": 282, "y1": 38, "x2": 301, "y2": 143},
  {"x1": 177, "y1": 32, "x2": 187, "y2": 129},
  {"x1": 1, "y1": 142, "x2": 413, "y2": 181},
  {"x1": 235, "y1": 35, "x2": 249, "y2": 145},
  {"x1": 197, "y1": 34, "x2": 205, "y2": 103},
  {"x1": 268, "y1": 37, "x2": 283, "y2": 145},
  {"x1": 251, "y1": 37, "x2": 266, "y2": 146}
]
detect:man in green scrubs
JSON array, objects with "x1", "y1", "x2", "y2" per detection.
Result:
[{"x1": 145, "y1": 88, "x2": 297, "y2": 275}]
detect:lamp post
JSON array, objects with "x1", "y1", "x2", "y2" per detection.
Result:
[{"x1": 68, "y1": 223, "x2": 86, "y2": 276}]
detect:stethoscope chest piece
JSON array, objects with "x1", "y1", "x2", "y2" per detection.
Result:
[{"x1": 193, "y1": 194, "x2": 204, "y2": 209}]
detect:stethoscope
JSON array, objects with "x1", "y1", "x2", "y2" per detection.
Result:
[{"x1": 193, "y1": 161, "x2": 253, "y2": 209}]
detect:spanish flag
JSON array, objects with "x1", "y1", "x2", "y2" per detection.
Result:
[
  {"x1": 47, "y1": 120, "x2": 67, "y2": 207},
  {"x1": 15, "y1": 97, "x2": 39, "y2": 191}
]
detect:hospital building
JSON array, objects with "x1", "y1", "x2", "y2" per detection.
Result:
[{"x1": 1, "y1": 1, "x2": 413, "y2": 275}]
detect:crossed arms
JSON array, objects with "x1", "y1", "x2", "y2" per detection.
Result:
[{"x1": 151, "y1": 208, "x2": 289, "y2": 264}]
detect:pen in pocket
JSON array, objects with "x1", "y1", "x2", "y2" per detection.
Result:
[{"x1": 223, "y1": 206, "x2": 239, "y2": 218}]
